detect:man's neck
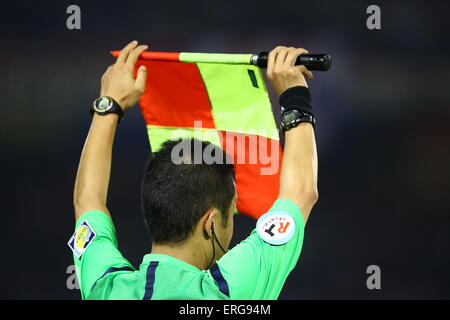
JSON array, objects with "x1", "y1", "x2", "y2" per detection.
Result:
[{"x1": 151, "y1": 240, "x2": 209, "y2": 271}]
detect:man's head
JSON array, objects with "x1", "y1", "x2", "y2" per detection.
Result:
[{"x1": 142, "y1": 138, "x2": 236, "y2": 268}]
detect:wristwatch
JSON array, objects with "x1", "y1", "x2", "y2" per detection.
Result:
[
  {"x1": 90, "y1": 96, "x2": 124, "y2": 122},
  {"x1": 280, "y1": 109, "x2": 315, "y2": 132}
]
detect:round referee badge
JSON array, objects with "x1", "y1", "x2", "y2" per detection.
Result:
[{"x1": 256, "y1": 211, "x2": 296, "y2": 245}]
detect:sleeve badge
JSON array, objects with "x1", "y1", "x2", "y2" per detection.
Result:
[
  {"x1": 68, "y1": 220, "x2": 96, "y2": 259},
  {"x1": 256, "y1": 211, "x2": 296, "y2": 245}
]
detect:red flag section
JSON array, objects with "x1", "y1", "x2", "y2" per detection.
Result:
[
  {"x1": 220, "y1": 131, "x2": 282, "y2": 219},
  {"x1": 136, "y1": 60, "x2": 216, "y2": 129}
]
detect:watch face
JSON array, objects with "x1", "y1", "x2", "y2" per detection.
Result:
[
  {"x1": 282, "y1": 110, "x2": 299, "y2": 125},
  {"x1": 94, "y1": 97, "x2": 113, "y2": 113}
]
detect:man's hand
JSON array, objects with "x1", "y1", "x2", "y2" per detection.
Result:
[
  {"x1": 266, "y1": 46, "x2": 313, "y2": 96},
  {"x1": 100, "y1": 40, "x2": 148, "y2": 110}
]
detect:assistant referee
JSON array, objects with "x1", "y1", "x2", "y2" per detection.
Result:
[{"x1": 69, "y1": 41, "x2": 318, "y2": 299}]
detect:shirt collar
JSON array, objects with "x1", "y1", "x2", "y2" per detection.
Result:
[{"x1": 141, "y1": 253, "x2": 202, "y2": 273}]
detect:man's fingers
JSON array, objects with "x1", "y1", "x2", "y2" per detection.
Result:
[
  {"x1": 267, "y1": 46, "x2": 285, "y2": 77},
  {"x1": 267, "y1": 50, "x2": 277, "y2": 76},
  {"x1": 273, "y1": 48, "x2": 291, "y2": 73},
  {"x1": 134, "y1": 65, "x2": 148, "y2": 94},
  {"x1": 286, "y1": 48, "x2": 309, "y2": 67},
  {"x1": 267, "y1": 45, "x2": 314, "y2": 92},
  {"x1": 116, "y1": 40, "x2": 138, "y2": 66},
  {"x1": 125, "y1": 45, "x2": 148, "y2": 71}
]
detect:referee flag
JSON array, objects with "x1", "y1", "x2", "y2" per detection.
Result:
[{"x1": 111, "y1": 51, "x2": 283, "y2": 219}]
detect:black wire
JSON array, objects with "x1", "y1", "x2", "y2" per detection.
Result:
[
  {"x1": 207, "y1": 227, "x2": 228, "y2": 270},
  {"x1": 212, "y1": 228, "x2": 228, "y2": 254},
  {"x1": 207, "y1": 235, "x2": 216, "y2": 269}
]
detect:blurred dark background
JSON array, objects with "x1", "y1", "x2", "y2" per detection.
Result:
[{"x1": 0, "y1": 0, "x2": 449, "y2": 299}]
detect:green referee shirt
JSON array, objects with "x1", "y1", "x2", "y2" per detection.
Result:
[{"x1": 69, "y1": 198, "x2": 305, "y2": 300}]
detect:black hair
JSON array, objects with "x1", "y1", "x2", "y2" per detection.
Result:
[{"x1": 142, "y1": 138, "x2": 235, "y2": 245}]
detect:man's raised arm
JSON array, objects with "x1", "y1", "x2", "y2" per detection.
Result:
[
  {"x1": 73, "y1": 41, "x2": 148, "y2": 220},
  {"x1": 267, "y1": 46, "x2": 319, "y2": 223}
]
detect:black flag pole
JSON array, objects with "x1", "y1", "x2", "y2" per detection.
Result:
[{"x1": 251, "y1": 52, "x2": 332, "y2": 71}]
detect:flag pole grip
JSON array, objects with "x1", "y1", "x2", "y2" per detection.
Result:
[{"x1": 251, "y1": 52, "x2": 332, "y2": 71}]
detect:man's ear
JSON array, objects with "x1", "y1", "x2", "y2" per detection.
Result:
[{"x1": 203, "y1": 208, "x2": 217, "y2": 239}]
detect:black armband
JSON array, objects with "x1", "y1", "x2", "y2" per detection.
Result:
[{"x1": 279, "y1": 86, "x2": 314, "y2": 116}]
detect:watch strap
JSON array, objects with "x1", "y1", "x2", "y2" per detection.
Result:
[{"x1": 281, "y1": 109, "x2": 315, "y2": 132}]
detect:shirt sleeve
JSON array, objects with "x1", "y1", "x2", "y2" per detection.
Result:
[
  {"x1": 70, "y1": 211, "x2": 134, "y2": 299},
  {"x1": 214, "y1": 198, "x2": 305, "y2": 300}
]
